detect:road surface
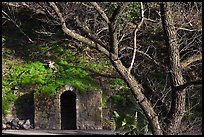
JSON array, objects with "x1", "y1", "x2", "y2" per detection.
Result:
[{"x1": 2, "y1": 129, "x2": 116, "y2": 135}]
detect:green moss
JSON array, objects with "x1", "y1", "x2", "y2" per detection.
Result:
[
  {"x1": 2, "y1": 41, "x2": 103, "y2": 114},
  {"x1": 2, "y1": 40, "x2": 110, "y2": 116}
]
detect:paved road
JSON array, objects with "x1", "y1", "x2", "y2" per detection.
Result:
[
  {"x1": 2, "y1": 129, "x2": 116, "y2": 135},
  {"x1": 2, "y1": 129, "x2": 202, "y2": 135}
]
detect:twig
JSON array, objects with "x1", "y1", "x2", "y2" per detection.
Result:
[
  {"x1": 128, "y1": 2, "x2": 144, "y2": 74},
  {"x1": 2, "y1": 9, "x2": 34, "y2": 43}
]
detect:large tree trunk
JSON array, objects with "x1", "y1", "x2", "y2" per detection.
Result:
[
  {"x1": 110, "y1": 56, "x2": 163, "y2": 135},
  {"x1": 160, "y1": 2, "x2": 186, "y2": 135}
]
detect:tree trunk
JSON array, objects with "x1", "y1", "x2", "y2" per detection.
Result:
[
  {"x1": 160, "y1": 2, "x2": 186, "y2": 135},
  {"x1": 110, "y1": 56, "x2": 163, "y2": 135}
]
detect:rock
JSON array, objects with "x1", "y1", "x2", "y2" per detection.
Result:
[
  {"x1": 23, "y1": 119, "x2": 31, "y2": 129},
  {"x1": 2, "y1": 123, "x2": 7, "y2": 129},
  {"x1": 11, "y1": 118, "x2": 20, "y2": 129},
  {"x1": 18, "y1": 120, "x2": 25, "y2": 129},
  {"x1": 25, "y1": 119, "x2": 31, "y2": 125},
  {"x1": 6, "y1": 122, "x2": 12, "y2": 129},
  {"x1": 18, "y1": 120, "x2": 25, "y2": 126},
  {"x1": 5, "y1": 118, "x2": 32, "y2": 130}
]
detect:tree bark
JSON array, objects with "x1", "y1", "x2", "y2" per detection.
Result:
[
  {"x1": 160, "y1": 2, "x2": 186, "y2": 135},
  {"x1": 110, "y1": 56, "x2": 163, "y2": 135}
]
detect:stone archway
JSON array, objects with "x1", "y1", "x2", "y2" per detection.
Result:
[{"x1": 60, "y1": 91, "x2": 76, "y2": 130}]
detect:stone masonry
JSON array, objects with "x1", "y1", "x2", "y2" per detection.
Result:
[{"x1": 34, "y1": 84, "x2": 102, "y2": 130}]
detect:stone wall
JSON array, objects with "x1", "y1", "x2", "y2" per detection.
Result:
[
  {"x1": 34, "y1": 92, "x2": 60, "y2": 129},
  {"x1": 34, "y1": 84, "x2": 102, "y2": 130},
  {"x1": 77, "y1": 88, "x2": 102, "y2": 129},
  {"x1": 3, "y1": 84, "x2": 102, "y2": 130}
]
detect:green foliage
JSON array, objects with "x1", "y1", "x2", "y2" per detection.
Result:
[
  {"x1": 104, "y1": 2, "x2": 141, "y2": 21},
  {"x1": 103, "y1": 2, "x2": 119, "y2": 16},
  {"x1": 2, "y1": 91, "x2": 17, "y2": 116},
  {"x1": 111, "y1": 111, "x2": 149, "y2": 135},
  {"x1": 123, "y1": 2, "x2": 141, "y2": 20},
  {"x1": 2, "y1": 97, "x2": 10, "y2": 116},
  {"x1": 106, "y1": 78, "x2": 127, "y2": 92},
  {"x1": 111, "y1": 95, "x2": 127, "y2": 106},
  {"x1": 2, "y1": 41, "x2": 107, "y2": 116},
  {"x1": 105, "y1": 81, "x2": 149, "y2": 135},
  {"x1": 108, "y1": 78, "x2": 126, "y2": 86},
  {"x1": 110, "y1": 86, "x2": 134, "y2": 107},
  {"x1": 3, "y1": 42, "x2": 101, "y2": 93}
]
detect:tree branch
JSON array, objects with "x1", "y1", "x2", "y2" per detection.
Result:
[
  {"x1": 181, "y1": 54, "x2": 202, "y2": 69},
  {"x1": 176, "y1": 27, "x2": 202, "y2": 32},
  {"x1": 110, "y1": 2, "x2": 130, "y2": 25},
  {"x1": 49, "y1": 2, "x2": 110, "y2": 57},
  {"x1": 128, "y1": 2, "x2": 144, "y2": 74},
  {"x1": 120, "y1": 46, "x2": 168, "y2": 70},
  {"x1": 134, "y1": 73, "x2": 169, "y2": 117},
  {"x1": 90, "y1": 2, "x2": 110, "y2": 24},
  {"x1": 2, "y1": 2, "x2": 30, "y2": 9},
  {"x1": 109, "y1": 2, "x2": 130, "y2": 56},
  {"x1": 175, "y1": 79, "x2": 202, "y2": 91},
  {"x1": 75, "y1": 16, "x2": 106, "y2": 48},
  {"x1": 2, "y1": 9, "x2": 34, "y2": 43}
]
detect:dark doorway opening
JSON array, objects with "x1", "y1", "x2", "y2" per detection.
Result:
[
  {"x1": 14, "y1": 92, "x2": 34, "y2": 128},
  {"x1": 60, "y1": 91, "x2": 76, "y2": 130}
]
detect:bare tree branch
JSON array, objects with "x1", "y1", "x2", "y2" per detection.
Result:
[
  {"x1": 176, "y1": 27, "x2": 202, "y2": 32},
  {"x1": 181, "y1": 54, "x2": 202, "y2": 69},
  {"x1": 49, "y1": 2, "x2": 110, "y2": 57},
  {"x1": 2, "y1": 9, "x2": 34, "y2": 43},
  {"x1": 109, "y1": 2, "x2": 130, "y2": 56},
  {"x1": 90, "y1": 2, "x2": 110, "y2": 24},
  {"x1": 75, "y1": 16, "x2": 106, "y2": 48},
  {"x1": 175, "y1": 79, "x2": 202, "y2": 91},
  {"x1": 120, "y1": 46, "x2": 168, "y2": 70},
  {"x1": 2, "y1": 2, "x2": 29, "y2": 9},
  {"x1": 110, "y1": 2, "x2": 130, "y2": 25},
  {"x1": 128, "y1": 2, "x2": 144, "y2": 74}
]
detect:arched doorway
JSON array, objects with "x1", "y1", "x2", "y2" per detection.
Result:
[{"x1": 60, "y1": 91, "x2": 76, "y2": 130}]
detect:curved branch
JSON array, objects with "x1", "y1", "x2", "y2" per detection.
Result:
[
  {"x1": 90, "y1": 2, "x2": 110, "y2": 24},
  {"x1": 128, "y1": 2, "x2": 144, "y2": 74},
  {"x1": 110, "y1": 2, "x2": 130, "y2": 25},
  {"x1": 109, "y1": 2, "x2": 130, "y2": 56},
  {"x1": 75, "y1": 16, "x2": 106, "y2": 48},
  {"x1": 181, "y1": 54, "x2": 202, "y2": 69},
  {"x1": 49, "y1": 2, "x2": 110, "y2": 57}
]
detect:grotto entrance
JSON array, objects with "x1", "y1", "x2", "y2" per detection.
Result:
[{"x1": 60, "y1": 91, "x2": 76, "y2": 130}]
